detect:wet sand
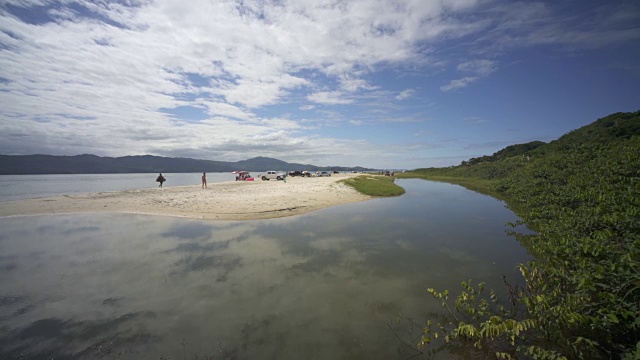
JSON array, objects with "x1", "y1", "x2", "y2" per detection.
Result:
[{"x1": 0, "y1": 173, "x2": 371, "y2": 220}]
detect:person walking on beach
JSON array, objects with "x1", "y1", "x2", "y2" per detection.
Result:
[
  {"x1": 156, "y1": 173, "x2": 166, "y2": 188},
  {"x1": 202, "y1": 172, "x2": 207, "y2": 189}
]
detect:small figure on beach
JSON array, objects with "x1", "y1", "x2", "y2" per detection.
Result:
[
  {"x1": 156, "y1": 173, "x2": 166, "y2": 188},
  {"x1": 202, "y1": 172, "x2": 207, "y2": 189}
]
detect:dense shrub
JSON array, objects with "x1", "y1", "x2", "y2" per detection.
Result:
[{"x1": 408, "y1": 111, "x2": 640, "y2": 359}]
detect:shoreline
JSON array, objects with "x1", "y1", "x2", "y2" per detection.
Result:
[{"x1": 0, "y1": 174, "x2": 372, "y2": 221}]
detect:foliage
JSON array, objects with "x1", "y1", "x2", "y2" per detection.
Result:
[
  {"x1": 461, "y1": 141, "x2": 546, "y2": 166},
  {"x1": 404, "y1": 111, "x2": 640, "y2": 359},
  {"x1": 339, "y1": 175, "x2": 406, "y2": 197},
  {"x1": 493, "y1": 141, "x2": 546, "y2": 160},
  {"x1": 547, "y1": 111, "x2": 640, "y2": 147}
]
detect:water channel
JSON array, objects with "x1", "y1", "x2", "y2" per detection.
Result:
[{"x1": 0, "y1": 179, "x2": 531, "y2": 359}]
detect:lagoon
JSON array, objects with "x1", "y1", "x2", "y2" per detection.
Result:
[{"x1": 0, "y1": 179, "x2": 531, "y2": 359}]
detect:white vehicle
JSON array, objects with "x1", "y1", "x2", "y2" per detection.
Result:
[
  {"x1": 315, "y1": 171, "x2": 331, "y2": 177},
  {"x1": 261, "y1": 171, "x2": 286, "y2": 181}
]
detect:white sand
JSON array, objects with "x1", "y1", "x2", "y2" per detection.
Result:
[{"x1": 0, "y1": 173, "x2": 371, "y2": 220}]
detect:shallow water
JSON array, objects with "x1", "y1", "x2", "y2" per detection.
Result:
[
  {"x1": 0, "y1": 179, "x2": 532, "y2": 359},
  {"x1": 0, "y1": 172, "x2": 237, "y2": 201}
]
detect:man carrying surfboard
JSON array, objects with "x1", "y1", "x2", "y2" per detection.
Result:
[{"x1": 156, "y1": 173, "x2": 166, "y2": 188}]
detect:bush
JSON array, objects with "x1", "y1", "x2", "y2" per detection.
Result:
[{"x1": 404, "y1": 112, "x2": 640, "y2": 359}]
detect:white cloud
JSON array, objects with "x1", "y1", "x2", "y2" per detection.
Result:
[
  {"x1": 440, "y1": 77, "x2": 478, "y2": 92},
  {"x1": 0, "y1": 0, "x2": 637, "y2": 168},
  {"x1": 338, "y1": 75, "x2": 377, "y2": 92},
  {"x1": 457, "y1": 60, "x2": 496, "y2": 76},
  {"x1": 396, "y1": 89, "x2": 415, "y2": 100},
  {"x1": 414, "y1": 130, "x2": 432, "y2": 137},
  {"x1": 307, "y1": 91, "x2": 353, "y2": 105},
  {"x1": 464, "y1": 117, "x2": 486, "y2": 125},
  {"x1": 198, "y1": 101, "x2": 255, "y2": 120},
  {"x1": 441, "y1": 59, "x2": 496, "y2": 92},
  {"x1": 0, "y1": 0, "x2": 479, "y2": 123}
]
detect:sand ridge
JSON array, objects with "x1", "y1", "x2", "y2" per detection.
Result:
[{"x1": 0, "y1": 173, "x2": 372, "y2": 220}]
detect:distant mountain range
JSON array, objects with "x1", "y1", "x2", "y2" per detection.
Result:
[{"x1": 0, "y1": 154, "x2": 376, "y2": 175}]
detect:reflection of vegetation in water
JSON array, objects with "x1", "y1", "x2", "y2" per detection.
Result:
[
  {"x1": 400, "y1": 111, "x2": 640, "y2": 359},
  {"x1": 340, "y1": 175, "x2": 406, "y2": 197}
]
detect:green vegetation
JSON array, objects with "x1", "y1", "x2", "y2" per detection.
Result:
[
  {"x1": 340, "y1": 175, "x2": 406, "y2": 197},
  {"x1": 403, "y1": 111, "x2": 640, "y2": 359},
  {"x1": 461, "y1": 141, "x2": 546, "y2": 166}
]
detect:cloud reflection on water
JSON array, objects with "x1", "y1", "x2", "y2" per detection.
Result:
[{"x1": 0, "y1": 180, "x2": 532, "y2": 359}]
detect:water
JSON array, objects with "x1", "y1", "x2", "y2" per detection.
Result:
[
  {"x1": 0, "y1": 172, "x2": 238, "y2": 201},
  {"x1": 0, "y1": 179, "x2": 532, "y2": 359}
]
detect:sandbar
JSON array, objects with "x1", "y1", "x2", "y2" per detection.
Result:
[{"x1": 0, "y1": 173, "x2": 372, "y2": 221}]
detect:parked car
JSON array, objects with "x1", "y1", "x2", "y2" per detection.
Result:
[
  {"x1": 261, "y1": 171, "x2": 286, "y2": 181},
  {"x1": 315, "y1": 171, "x2": 331, "y2": 177},
  {"x1": 288, "y1": 171, "x2": 303, "y2": 177},
  {"x1": 332, "y1": 170, "x2": 339, "y2": 174},
  {"x1": 301, "y1": 171, "x2": 312, "y2": 177},
  {"x1": 233, "y1": 171, "x2": 254, "y2": 181}
]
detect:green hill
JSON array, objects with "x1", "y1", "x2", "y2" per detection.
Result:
[
  {"x1": 401, "y1": 111, "x2": 640, "y2": 359},
  {"x1": 462, "y1": 141, "x2": 546, "y2": 166},
  {"x1": 411, "y1": 111, "x2": 640, "y2": 181},
  {"x1": 550, "y1": 111, "x2": 640, "y2": 145}
]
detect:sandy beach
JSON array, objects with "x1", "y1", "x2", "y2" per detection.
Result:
[{"x1": 0, "y1": 173, "x2": 371, "y2": 221}]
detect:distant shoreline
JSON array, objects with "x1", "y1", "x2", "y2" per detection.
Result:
[
  {"x1": 0, "y1": 154, "x2": 376, "y2": 175},
  {"x1": 0, "y1": 174, "x2": 371, "y2": 221}
]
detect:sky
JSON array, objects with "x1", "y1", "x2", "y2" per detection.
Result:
[{"x1": 0, "y1": 0, "x2": 639, "y2": 169}]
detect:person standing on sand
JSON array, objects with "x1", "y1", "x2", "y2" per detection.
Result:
[
  {"x1": 156, "y1": 173, "x2": 166, "y2": 188},
  {"x1": 202, "y1": 172, "x2": 207, "y2": 189}
]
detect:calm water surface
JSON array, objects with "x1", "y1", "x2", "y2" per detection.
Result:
[
  {"x1": 0, "y1": 172, "x2": 237, "y2": 201},
  {"x1": 0, "y1": 179, "x2": 532, "y2": 359}
]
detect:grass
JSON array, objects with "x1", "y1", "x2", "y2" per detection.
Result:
[{"x1": 339, "y1": 175, "x2": 406, "y2": 197}]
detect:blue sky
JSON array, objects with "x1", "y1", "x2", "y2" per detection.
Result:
[{"x1": 0, "y1": 0, "x2": 638, "y2": 169}]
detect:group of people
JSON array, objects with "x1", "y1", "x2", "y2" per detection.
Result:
[{"x1": 155, "y1": 172, "x2": 208, "y2": 188}]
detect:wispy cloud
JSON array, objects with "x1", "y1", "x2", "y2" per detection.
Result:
[
  {"x1": 413, "y1": 130, "x2": 433, "y2": 137},
  {"x1": 396, "y1": 89, "x2": 415, "y2": 100},
  {"x1": 457, "y1": 60, "x2": 496, "y2": 76},
  {"x1": 339, "y1": 75, "x2": 377, "y2": 92},
  {"x1": 470, "y1": 2, "x2": 640, "y2": 52},
  {"x1": 441, "y1": 59, "x2": 496, "y2": 92},
  {"x1": 440, "y1": 77, "x2": 478, "y2": 92},
  {"x1": 307, "y1": 91, "x2": 353, "y2": 105},
  {"x1": 464, "y1": 117, "x2": 486, "y2": 125}
]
